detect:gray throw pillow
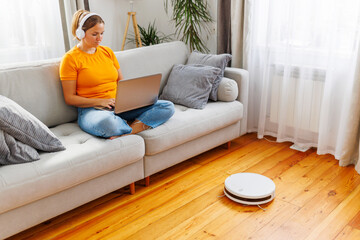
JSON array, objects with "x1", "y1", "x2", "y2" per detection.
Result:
[
  {"x1": 160, "y1": 64, "x2": 221, "y2": 109},
  {"x1": 0, "y1": 95, "x2": 65, "y2": 152},
  {"x1": 0, "y1": 129, "x2": 40, "y2": 165},
  {"x1": 186, "y1": 51, "x2": 232, "y2": 101}
]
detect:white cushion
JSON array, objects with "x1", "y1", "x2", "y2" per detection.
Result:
[
  {"x1": 138, "y1": 101, "x2": 243, "y2": 155},
  {"x1": 0, "y1": 60, "x2": 77, "y2": 127},
  {"x1": 217, "y1": 77, "x2": 239, "y2": 102},
  {"x1": 0, "y1": 123, "x2": 145, "y2": 214}
]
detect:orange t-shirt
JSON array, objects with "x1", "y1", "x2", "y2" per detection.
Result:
[{"x1": 59, "y1": 45, "x2": 120, "y2": 99}]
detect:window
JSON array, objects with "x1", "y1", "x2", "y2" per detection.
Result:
[
  {"x1": 253, "y1": 0, "x2": 360, "y2": 68},
  {"x1": 0, "y1": 0, "x2": 65, "y2": 65}
]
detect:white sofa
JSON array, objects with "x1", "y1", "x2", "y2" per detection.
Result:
[{"x1": 0, "y1": 41, "x2": 248, "y2": 239}]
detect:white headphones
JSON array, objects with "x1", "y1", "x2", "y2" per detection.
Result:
[{"x1": 75, "y1": 13, "x2": 99, "y2": 39}]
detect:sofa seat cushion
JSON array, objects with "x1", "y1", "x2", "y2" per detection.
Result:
[
  {"x1": 138, "y1": 101, "x2": 243, "y2": 156},
  {"x1": 0, "y1": 123, "x2": 145, "y2": 214}
]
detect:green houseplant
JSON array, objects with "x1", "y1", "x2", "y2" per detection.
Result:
[
  {"x1": 164, "y1": 0, "x2": 213, "y2": 53},
  {"x1": 128, "y1": 20, "x2": 173, "y2": 47}
]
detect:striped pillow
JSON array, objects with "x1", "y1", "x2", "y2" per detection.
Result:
[
  {"x1": 0, "y1": 95, "x2": 65, "y2": 152},
  {"x1": 0, "y1": 129, "x2": 40, "y2": 165}
]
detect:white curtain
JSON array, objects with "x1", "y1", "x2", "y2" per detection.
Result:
[
  {"x1": 0, "y1": 0, "x2": 65, "y2": 65},
  {"x1": 239, "y1": 0, "x2": 360, "y2": 171}
]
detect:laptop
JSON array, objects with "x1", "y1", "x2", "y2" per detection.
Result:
[{"x1": 111, "y1": 73, "x2": 162, "y2": 114}]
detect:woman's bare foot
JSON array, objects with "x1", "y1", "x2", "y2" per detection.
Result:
[
  {"x1": 108, "y1": 120, "x2": 149, "y2": 140},
  {"x1": 130, "y1": 120, "x2": 150, "y2": 134}
]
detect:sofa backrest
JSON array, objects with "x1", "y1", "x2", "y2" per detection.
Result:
[
  {"x1": 0, "y1": 60, "x2": 78, "y2": 127},
  {"x1": 0, "y1": 41, "x2": 189, "y2": 127},
  {"x1": 115, "y1": 41, "x2": 189, "y2": 94}
]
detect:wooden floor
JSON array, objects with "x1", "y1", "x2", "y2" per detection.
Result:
[{"x1": 8, "y1": 133, "x2": 360, "y2": 240}]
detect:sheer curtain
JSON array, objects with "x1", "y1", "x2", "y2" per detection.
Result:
[
  {"x1": 0, "y1": 0, "x2": 65, "y2": 65},
  {"x1": 242, "y1": 0, "x2": 360, "y2": 170}
]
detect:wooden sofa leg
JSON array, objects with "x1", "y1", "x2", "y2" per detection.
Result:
[
  {"x1": 130, "y1": 182, "x2": 135, "y2": 195},
  {"x1": 145, "y1": 176, "x2": 150, "y2": 187},
  {"x1": 227, "y1": 141, "x2": 231, "y2": 150}
]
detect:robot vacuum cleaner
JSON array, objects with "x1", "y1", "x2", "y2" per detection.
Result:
[{"x1": 224, "y1": 173, "x2": 275, "y2": 205}]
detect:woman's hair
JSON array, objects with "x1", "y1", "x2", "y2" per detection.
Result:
[{"x1": 71, "y1": 10, "x2": 104, "y2": 41}]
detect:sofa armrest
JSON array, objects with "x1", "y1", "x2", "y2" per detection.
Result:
[{"x1": 224, "y1": 67, "x2": 249, "y2": 135}]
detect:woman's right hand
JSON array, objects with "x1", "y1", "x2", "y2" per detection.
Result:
[{"x1": 96, "y1": 98, "x2": 115, "y2": 109}]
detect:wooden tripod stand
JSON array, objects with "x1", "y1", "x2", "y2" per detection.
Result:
[{"x1": 121, "y1": 12, "x2": 142, "y2": 50}]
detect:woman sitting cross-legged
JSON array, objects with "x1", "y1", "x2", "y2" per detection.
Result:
[{"x1": 59, "y1": 10, "x2": 174, "y2": 139}]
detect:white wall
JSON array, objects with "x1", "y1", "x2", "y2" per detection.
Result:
[{"x1": 89, "y1": 0, "x2": 217, "y2": 53}]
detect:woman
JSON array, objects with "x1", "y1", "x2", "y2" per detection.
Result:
[{"x1": 60, "y1": 10, "x2": 174, "y2": 139}]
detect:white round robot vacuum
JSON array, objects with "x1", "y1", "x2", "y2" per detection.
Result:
[{"x1": 224, "y1": 173, "x2": 275, "y2": 205}]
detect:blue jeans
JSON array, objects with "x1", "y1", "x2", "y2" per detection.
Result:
[{"x1": 77, "y1": 100, "x2": 175, "y2": 138}]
